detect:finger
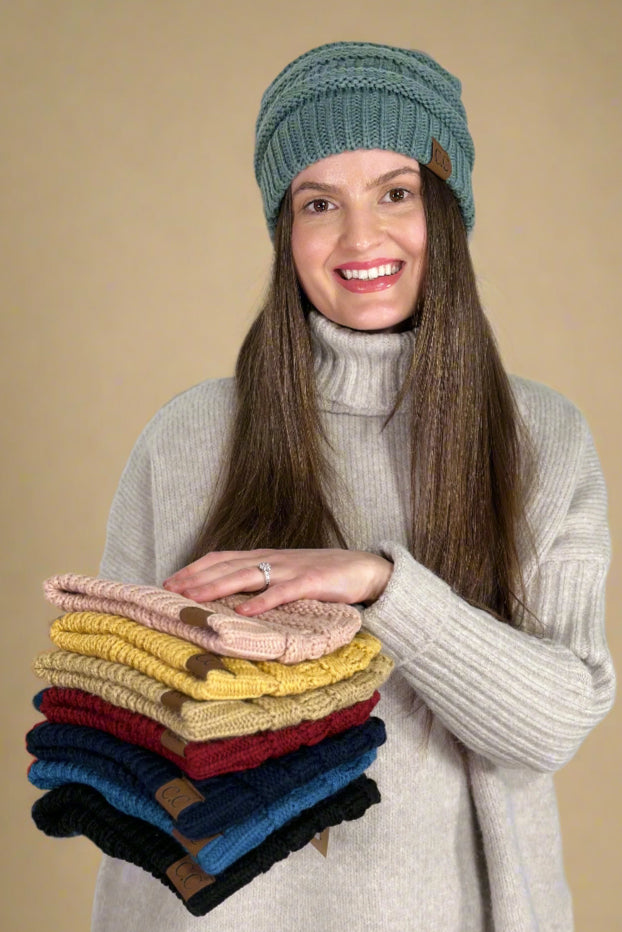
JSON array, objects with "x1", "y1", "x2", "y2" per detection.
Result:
[
  {"x1": 234, "y1": 576, "x2": 334, "y2": 616},
  {"x1": 163, "y1": 550, "x2": 275, "y2": 587},
  {"x1": 164, "y1": 557, "x2": 261, "y2": 592},
  {"x1": 163, "y1": 553, "x2": 239, "y2": 587},
  {"x1": 179, "y1": 565, "x2": 273, "y2": 603}
]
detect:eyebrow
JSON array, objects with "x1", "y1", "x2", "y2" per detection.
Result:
[{"x1": 291, "y1": 166, "x2": 421, "y2": 198}]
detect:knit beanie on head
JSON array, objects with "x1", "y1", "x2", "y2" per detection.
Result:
[{"x1": 254, "y1": 40, "x2": 475, "y2": 236}]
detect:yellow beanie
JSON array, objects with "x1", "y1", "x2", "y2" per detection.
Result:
[
  {"x1": 32, "y1": 649, "x2": 394, "y2": 742},
  {"x1": 49, "y1": 612, "x2": 382, "y2": 701}
]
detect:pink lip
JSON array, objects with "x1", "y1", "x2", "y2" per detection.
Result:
[
  {"x1": 333, "y1": 259, "x2": 405, "y2": 293},
  {"x1": 336, "y1": 258, "x2": 401, "y2": 271}
]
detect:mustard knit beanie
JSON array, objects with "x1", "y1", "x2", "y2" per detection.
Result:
[
  {"x1": 254, "y1": 40, "x2": 475, "y2": 236},
  {"x1": 32, "y1": 649, "x2": 394, "y2": 742}
]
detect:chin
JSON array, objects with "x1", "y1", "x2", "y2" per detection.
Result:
[{"x1": 327, "y1": 311, "x2": 415, "y2": 333}]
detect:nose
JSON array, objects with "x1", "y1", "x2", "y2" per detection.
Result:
[{"x1": 338, "y1": 205, "x2": 384, "y2": 252}]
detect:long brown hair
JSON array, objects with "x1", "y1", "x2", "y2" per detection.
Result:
[{"x1": 192, "y1": 165, "x2": 532, "y2": 626}]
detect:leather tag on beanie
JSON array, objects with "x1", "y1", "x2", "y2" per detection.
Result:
[
  {"x1": 155, "y1": 777, "x2": 205, "y2": 816},
  {"x1": 172, "y1": 827, "x2": 221, "y2": 856},
  {"x1": 310, "y1": 828, "x2": 330, "y2": 857},
  {"x1": 186, "y1": 652, "x2": 228, "y2": 679},
  {"x1": 161, "y1": 690, "x2": 188, "y2": 711},
  {"x1": 165, "y1": 856, "x2": 215, "y2": 899},
  {"x1": 179, "y1": 606, "x2": 215, "y2": 627},
  {"x1": 160, "y1": 728, "x2": 187, "y2": 757},
  {"x1": 427, "y1": 138, "x2": 452, "y2": 180}
]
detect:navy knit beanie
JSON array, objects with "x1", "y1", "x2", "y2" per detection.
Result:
[
  {"x1": 32, "y1": 776, "x2": 381, "y2": 916},
  {"x1": 254, "y1": 41, "x2": 475, "y2": 236}
]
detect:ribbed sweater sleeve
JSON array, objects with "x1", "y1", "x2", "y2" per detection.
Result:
[
  {"x1": 362, "y1": 406, "x2": 615, "y2": 773},
  {"x1": 99, "y1": 380, "x2": 234, "y2": 585},
  {"x1": 100, "y1": 432, "x2": 157, "y2": 585}
]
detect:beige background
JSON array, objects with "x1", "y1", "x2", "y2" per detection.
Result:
[{"x1": 1, "y1": 1, "x2": 620, "y2": 929}]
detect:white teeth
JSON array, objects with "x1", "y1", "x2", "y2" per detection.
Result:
[{"x1": 340, "y1": 262, "x2": 401, "y2": 280}]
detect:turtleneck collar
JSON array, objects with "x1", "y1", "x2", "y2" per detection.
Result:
[{"x1": 308, "y1": 310, "x2": 416, "y2": 415}]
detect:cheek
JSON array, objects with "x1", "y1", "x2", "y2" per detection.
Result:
[
  {"x1": 291, "y1": 225, "x2": 310, "y2": 280},
  {"x1": 291, "y1": 227, "x2": 331, "y2": 289},
  {"x1": 400, "y1": 215, "x2": 427, "y2": 259}
]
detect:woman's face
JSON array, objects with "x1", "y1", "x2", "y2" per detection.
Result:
[{"x1": 290, "y1": 149, "x2": 426, "y2": 332}]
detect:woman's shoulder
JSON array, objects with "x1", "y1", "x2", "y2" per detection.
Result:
[
  {"x1": 136, "y1": 376, "x2": 235, "y2": 446},
  {"x1": 509, "y1": 374, "x2": 591, "y2": 465},
  {"x1": 510, "y1": 374, "x2": 587, "y2": 432},
  {"x1": 509, "y1": 373, "x2": 596, "y2": 485},
  {"x1": 509, "y1": 375, "x2": 609, "y2": 563}
]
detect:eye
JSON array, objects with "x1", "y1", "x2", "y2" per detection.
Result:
[
  {"x1": 304, "y1": 198, "x2": 334, "y2": 213},
  {"x1": 385, "y1": 187, "x2": 410, "y2": 203}
]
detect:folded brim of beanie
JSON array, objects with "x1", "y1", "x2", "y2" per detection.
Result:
[
  {"x1": 26, "y1": 717, "x2": 386, "y2": 839},
  {"x1": 29, "y1": 748, "x2": 376, "y2": 874},
  {"x1": 33, "y1": 686, "x2": 381, "y2": 780},
  {"x1": 49, "y1": 613, "x2": 381, "y2": 701},
  {"x1": 32, "y1": 650, "x2": 394, "y2": 742},
  {"x1": 32, "y1": 775, "x2": 380, "y2": 916},
  {"x1": 44, "y1": 574, "x2": 362, "y2": 664}
]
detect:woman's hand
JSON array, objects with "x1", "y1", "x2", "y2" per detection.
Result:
[{"x1": 162, "y1": 548, "x2": 393, "y2": 615}]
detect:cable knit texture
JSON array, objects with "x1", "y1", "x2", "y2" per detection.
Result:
[
  {"x1": 47, "y1": 612, "x2": 380, "y2": 700},
  {"x1": 32, "y1": 649, "x2": 393, "y2": 742},
  {"x1": 30, "y1": 746, "x2": 377, "y2": 874},
  {"x1": 90, "y1": 309, "x2": 614, "y2": 931},
  {"x1": 26, "y1": 717, "x2": 386, "y2": 838},
  {"x1": 33, "y1": 777, "x2": 381, "y2": 916},
  {"x1": 255, "y1": 41, "x2": 475, "y2": 234},
  {"x1": 33, "y1": 687, "x2": 381, "y2": 779},
  {"x1": 44, "y1": 574, "x2": 362, "y2": 663}
]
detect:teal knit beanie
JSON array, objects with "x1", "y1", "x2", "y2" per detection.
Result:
[{"x1": 254, "y1": 41, "x2": 475, "y2": 237}]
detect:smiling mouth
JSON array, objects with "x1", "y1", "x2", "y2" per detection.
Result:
[{"x1": 337, "y1": 261, "x2": 403, "y2": 281}]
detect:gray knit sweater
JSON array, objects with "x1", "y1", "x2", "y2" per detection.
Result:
[{"x1": 92, "y1": 312, "x2": 615, "y2": 932}]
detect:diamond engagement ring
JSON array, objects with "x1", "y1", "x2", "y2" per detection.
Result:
[{"x1": 257, "y1": 561, "x2": 271, "y2": 591}]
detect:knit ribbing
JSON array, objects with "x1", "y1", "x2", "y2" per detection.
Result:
[
  {"x1": 44, "y1": 574, "x2": 362, "y2": 663},
  {"x1": 32, "y1": 776, "x2": 381, "y2": 916},
  {"x1": 48, "y1": 614, "x2": 380, "y2": 701},
  {"x1": 30, "y1": 749, "x2": 377, "y2": 874},
  {"x1": 33, "y1": 687, "x2": 381, "y2": 779},
  {"x1": 254, "y1": 41, "x2": 475, "y2": 234},
  {"x1": 27, "y1": 717, "x2": 386, "y2": 838},
  {"x1": 90, "y1": 312, "x2": 613, "y2": 930},
  {"x1": 32, "y1": 650, "x2": 394, "y2": 741},
  {"x1": 309, "y1": 311, "x2": 416, "y2": 414}
]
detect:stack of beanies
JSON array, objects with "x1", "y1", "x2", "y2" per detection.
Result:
[{"x1": 28, "y1": 573, "x2": 394, "y2": 916}]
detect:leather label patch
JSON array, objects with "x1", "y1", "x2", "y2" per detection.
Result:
[
  {"x1": 310, "y1": 827, "x2": 330, "y2": 857},
  {"x1": 161, "y1": 690, "x2": 187, "y2": 711},
  {"x1": 155, "y1": 777, "x2": 205, "y2": 816},
  {"x1": 160, "y1": 729, "x2": 187, "y2": 757},
  {"x1": 186, "y1": 652, "x2": 227, "y2": 679},
  {"x1": 165, "y1": 856, "x2": 215, "y2": 899},
  {"x1": 172, "y1": 827, "x2": 221, "y2": 855},
  {"x1": 179, "y1": 606, "x2": 215, "y2": 627},
  {"x1": 426, "y1": 137, "x2": 452, "y2": 180}
]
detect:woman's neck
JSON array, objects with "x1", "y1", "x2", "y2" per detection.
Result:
[{"x1": 308, "y1": 310, "x2": 416, "y2": 415}]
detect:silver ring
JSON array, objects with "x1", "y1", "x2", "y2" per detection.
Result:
[{"x1": 257, "y1": 561, "x2": 271, "y2": 591}]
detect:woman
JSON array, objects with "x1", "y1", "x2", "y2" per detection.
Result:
[{"x1": 92, "y1": 41, "x2": 615, "y2": 931}]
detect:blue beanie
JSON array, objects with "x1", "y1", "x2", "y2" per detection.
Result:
[
  {"x1": 29, "y1": 749, "x2": 377, "y2": 875},
  {"x1": 26, "y1": 716, "x2": 386, "y2": 838},
  {"x1": 31, "y1": 776, "x2": 381, "y2": 916},
  {"x1": 254, "y1": 41, "x2": 475, "y2": 236}
]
